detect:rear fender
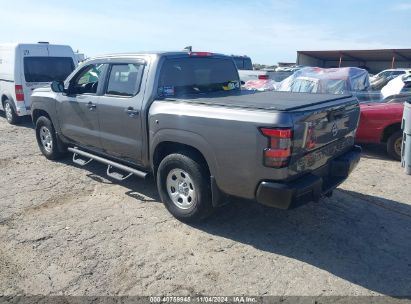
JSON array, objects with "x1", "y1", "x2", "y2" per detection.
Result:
[{"x1": 150, "y1": 128, "x2": 219, "y2": 183}]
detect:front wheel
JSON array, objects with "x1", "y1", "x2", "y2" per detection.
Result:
[
  {"x1": 35, "y1": 116, "x2": 66, "y2": 160},
  {"x1": 156, "y1": 153, "x2": 213, "y2": 222},
  {"x1": 387, "y1": 130, "x2": 403, "y2": 161}
]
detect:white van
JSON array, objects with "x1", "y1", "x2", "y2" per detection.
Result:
[{"x1": 0, "y1": 42, "x2": 78, "y2": 124}]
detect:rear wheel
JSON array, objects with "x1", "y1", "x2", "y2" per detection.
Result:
[
  {"x1": 35, "y1": 116, "x2": 66, "y2": 160},
  {"x1": 387, "y1": 130, "x2": 402, "y2": 161},
  {"x1": 156, "y1": 152, "x2": 213, "y2": 222},
  {"x1": 3, "y1": 99, "x2": 19, "y2": 124}
]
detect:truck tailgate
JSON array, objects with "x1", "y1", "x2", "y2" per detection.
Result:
[{"x1": 288, "y1": 96, "x2": 360, "y2": 175}]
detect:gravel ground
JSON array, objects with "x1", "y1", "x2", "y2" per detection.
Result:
[{"x1": 0, "y1": 114, "x2": 410, "y2": 297}]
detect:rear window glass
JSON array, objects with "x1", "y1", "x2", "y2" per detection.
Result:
[
  {"x1": 106, "y1": 63, "x2": 144, "y2": 97},
  {"x1": 24, "y1": 57, "x2": 75, "y2": 82},
  {"x1": 158, "y1": 57, "x2": 240, "y2": 97}
]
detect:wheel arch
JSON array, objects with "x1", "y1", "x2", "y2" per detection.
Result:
[
  {"x1": 381, "y1": 122, "x2": 401, "y2": 143},
  {"x1": 152, "y1": 141, "x2": 211, "y2": 177},
  {"x1": 32, "y1": 109, "x2": 52, "y2": 124}
]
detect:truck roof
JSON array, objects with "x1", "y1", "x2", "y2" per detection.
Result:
[
  {"x1": 0, "y1": 42, "x2": 73, "y2": 48},
  {"x1": 90, "y1": 51, "x2": 229, "y2": 60}
]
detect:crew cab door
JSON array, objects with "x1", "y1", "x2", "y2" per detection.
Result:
[
  {"x1": 97, "y1": 61, "x2": 146, "y2": 164},
  {"x1": 56, "y1": 63, "x2": 107, "y2": 149}
]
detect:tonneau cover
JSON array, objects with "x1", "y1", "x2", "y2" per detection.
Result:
[{"x1": 164, "y1": 91, "x2": 353, "y2": 111}]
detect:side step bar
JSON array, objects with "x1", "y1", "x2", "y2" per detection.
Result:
[{"x1": 68, "y1": 147, "x2": 148, "y2": 180}]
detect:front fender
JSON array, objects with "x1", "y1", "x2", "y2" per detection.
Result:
[{"x1": 31, "y1": 94, "x2": 61, "y2": 133}]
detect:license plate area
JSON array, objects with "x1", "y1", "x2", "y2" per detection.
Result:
[{"x1": 293, "y1": 136, "x2": 355, "y2": 173}]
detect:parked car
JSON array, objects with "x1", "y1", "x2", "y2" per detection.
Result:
[
  {"x1": 231, "y1": 55, "x2": 253, "y2": 71},
  {"x1": 31, "y1": 51, "x2": 361, "y2": 221},
  {"x1": 231, "y1": 55, "x2": 270, "y2": 82},
  {"x1": 277, "y1": 67, "x2": 370, "y2": 94},
  {"x1": 370, "y1": 68, "x2": 411, "y2": 82},
  {"x1": 370, "y1": 68, "x2": 411, "y2": 91},
  {"x1": 0, "y1": 42, "x2": 78, "y2": 124},
  {"x1": 243, "y1": 79, "x2": 278, "y2": 91},
  {"x1": 356, "y1": 99, "x2": 405, "y2": 160},
  {"x1": 231, "y1": 55, "x2": 295, "y2": 83},
  {"x1": 381, "y1": 74, "x2": 411, "y2": 99}
]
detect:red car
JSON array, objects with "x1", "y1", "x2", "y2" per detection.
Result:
[{"x1": 356, "y1": 101, "x2": 404, "y2": 160}]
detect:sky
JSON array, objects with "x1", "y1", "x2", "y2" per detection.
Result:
[{"x1": 1, "y1": 0, "x2": 410, "y2": 64}]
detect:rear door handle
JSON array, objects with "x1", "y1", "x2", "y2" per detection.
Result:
[
  {"x1": 87, "y1": 102, "x2": 96, "y2": 110},
  {"x1": 125, "y1": 107, "x2": 139, "y2": 117}
]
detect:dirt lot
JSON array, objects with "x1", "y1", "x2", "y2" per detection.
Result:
[{"x1": 0, "y1": 114, "x2": 410, "y2": 297}]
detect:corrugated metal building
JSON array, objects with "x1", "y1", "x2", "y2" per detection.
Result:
[{"x1": 297, "y1": 49, "x2": 411, "y2": 73}]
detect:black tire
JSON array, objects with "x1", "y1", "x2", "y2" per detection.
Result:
[
  {"x1": 3, "y1": 99, "x2": 19, "y2": 124},
  {"x1": 35, "y1": 116, "x2": 66, "y2": 160},
  {"x1": 386, "y1": 130, "x2": 403, "y2": 161},
  {"x1": 156, "y1": 152, "x2": 213, "y2": 222}
]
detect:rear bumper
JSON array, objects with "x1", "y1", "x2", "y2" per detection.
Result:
[
  {"x1": 15, "y1": 104, "x2": 30, "y2": 116},
  {"x1": 255, "y1": 145, "x2": 361, "y2": 209}
]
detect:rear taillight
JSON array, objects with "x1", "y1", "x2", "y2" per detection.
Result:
[
  {"x1": 260, "y1": 127, "x2": 293, "y2": 168},
  {"x1": 15, "y1": 85, "x2": 24, "y2": 102},
  {"x1": 189, "y1": 52, "x2": 213, "y2": 57},
  {"x1": 258, "y1": 74, "x2": 269, "y2": 80}
]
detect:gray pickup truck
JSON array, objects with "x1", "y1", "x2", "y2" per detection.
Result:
[{"x1": 31, "y1": 51, "x2": 361, "y2": 221}]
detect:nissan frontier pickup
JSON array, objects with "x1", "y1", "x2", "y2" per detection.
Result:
[{"x1": 31, "y1": 51, "x2": 361, "y2": 221}]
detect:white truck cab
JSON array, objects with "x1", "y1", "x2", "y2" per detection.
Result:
[{"x1": 0, "y1": 42, "x2": 78, "y2": 124}]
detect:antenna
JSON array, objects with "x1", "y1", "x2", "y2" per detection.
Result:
[{"x1": 183, "y1": 46, "x2": 192, "y2": 52}]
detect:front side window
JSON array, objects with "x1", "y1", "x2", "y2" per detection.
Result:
[
  {"x1": 106, "y1": 63, "x2": 143, "y2": 97},
  {"x1": 24, "y1": 57, "x2": 75, "y2": 82},
  {"x1": 158, "y1": 57, "x2": 240, "y2": 97},
  {"x1": 71, "y1": 64, "x2": 105, "y2": 95}
]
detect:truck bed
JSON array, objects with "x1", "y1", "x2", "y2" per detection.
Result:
[{"x1": 164, "y1": 91, "x2": 353, "y2": 111}]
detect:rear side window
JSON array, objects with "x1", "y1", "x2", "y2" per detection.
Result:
[
  {"x1": 233, "y1": 57, "x2": 245, "y2": 69},
  {"x1": 106, "y1": 63, "x2": 144, "y2": 97},
  {"x1": 24, "y1": 57, "x2": 75, "y2": 82},
  {"x1": 391, "y1": 71, "x2": 405, "y2": 76},
  {"x1": 232, "y1": 57, "x2": 252, "y2": 70},
  {"x1": 158, "y1": 57, "x2": 240, "y2": 97},
  {"x1": 243, "y1": 58, "x2": 253, "y2": 70}
]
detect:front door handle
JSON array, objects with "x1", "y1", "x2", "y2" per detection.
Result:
[
  {"x1": 87, "y1": 102, "x2": 96, "y2": 110},
  {"x1": 125, "y1": 107, "x2": 139, "y2": 117}
]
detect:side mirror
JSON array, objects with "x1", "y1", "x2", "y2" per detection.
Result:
[{"x1": 51, "y1": 81, "x2": 65, "y2": 93}]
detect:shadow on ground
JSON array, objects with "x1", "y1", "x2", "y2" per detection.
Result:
[
  {"x1": 0, "y1": 113, "x2": 33, "y2": 129},
  {"x1": 59, "y1": 152, "x2": 411, "y2": 296},
  {"x1": 59, "y1": 156, "x2": 160, "y2": 202},
  {"x1": 359, "y1": 143, "x2": 398, "y2": 161},
  {"x1": 192, "y1": 190, "x2": 411, "y2": 296}
]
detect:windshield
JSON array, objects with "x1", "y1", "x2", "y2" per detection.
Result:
[
  {"x1": 158, "y1": 57, "x2": 240, "y2": 97},
  {"x1": 24, "y1": 57, "x2": 75, "y2": 82}
]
